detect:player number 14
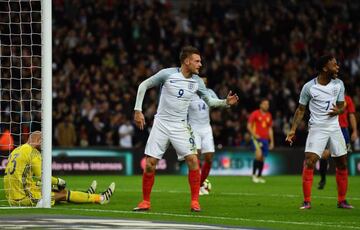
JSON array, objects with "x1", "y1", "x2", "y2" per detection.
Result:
[{"x1": 198, "y1": 103, "x2": 206, "y2": 111}]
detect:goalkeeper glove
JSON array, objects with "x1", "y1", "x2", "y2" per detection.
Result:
[{"x1": 57, "y1": 178, "x2": 66, "y2": 190}]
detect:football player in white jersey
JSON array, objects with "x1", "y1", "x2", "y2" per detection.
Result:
[
  {"x1": 286, "y1": 55, "x2": 353, "y2": 209},
  {"x1": 188, "y1": 77, "x2": 218, "y2": 195},
  {"x1": 133, "y1": 46, "x2": 239, "y2": 212}
]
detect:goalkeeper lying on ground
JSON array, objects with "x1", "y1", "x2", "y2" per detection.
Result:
[{"x1": 4, "y1": 131, "x2": 115, "y2": 206}]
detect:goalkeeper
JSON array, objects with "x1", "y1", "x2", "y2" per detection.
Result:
[{"x1": 4, "y1": 131, "x2": 115, "y2": 206}]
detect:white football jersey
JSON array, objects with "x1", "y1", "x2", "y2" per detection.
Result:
[
  {"x1": 134, "y1": 68, "x2": 227, "y2": 122},
  {"x1": 299, "y1": 77, "x2": 345, "y2": 126},
  {"x1": 188, "y1": 88, "x2": 218, "y2": 127}
]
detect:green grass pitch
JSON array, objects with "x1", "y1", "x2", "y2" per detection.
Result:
[{"x1": 0, "y1": 175, "x2": 359, "y2": 229}]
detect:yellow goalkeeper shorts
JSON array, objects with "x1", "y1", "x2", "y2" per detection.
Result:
[{"x1": 8, "y1": 191, "x2": 55, "y2": 207}]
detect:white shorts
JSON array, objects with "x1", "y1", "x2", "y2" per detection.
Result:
[
  {"x1": 192, "y1": 125, "x2": 215, "y2": 154},
  {"x1": 305, "y1": 124, "x2": 347, "y2": 158},
  {"x1": 145, "y1": 118, "x2": 197, "y2": 160}
]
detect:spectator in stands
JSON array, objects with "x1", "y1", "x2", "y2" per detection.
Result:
[
  {"x1": 55, "y1": 114, "x2": 77, "y2": 147},
  {"x1": 50, "y1": 0, "x2": 360, "y2": 148}
]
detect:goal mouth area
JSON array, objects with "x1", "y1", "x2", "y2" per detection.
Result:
[{"x1": 0, "y1": 0, "x2": 52, "y2": 208}]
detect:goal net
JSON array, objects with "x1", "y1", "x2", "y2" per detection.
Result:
[{"x1": 0, "y1": 0, "x2": 52, "y2": 208}]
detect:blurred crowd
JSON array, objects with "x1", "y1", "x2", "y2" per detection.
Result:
[
  {"x1": 49, "y1": 0, "x2": 360, "y2": 148},
  {"x1": 0, "y1": 1, "x2": 42, "y2": 148}
]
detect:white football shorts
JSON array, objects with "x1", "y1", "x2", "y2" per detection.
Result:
[
  {"x1": 145, "y1": 118, "x2": 197, "y2": 160},
  {"x1": 191, "y1": 125, "x2": 215, "y2": 154},
  {"x1": 305, "y1": 124, "x2": 347, "y2": 158}
]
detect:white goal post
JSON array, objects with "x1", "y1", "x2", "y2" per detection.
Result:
[{"x1": 41, "y1": 0, "x2": 52, "y2": 209}]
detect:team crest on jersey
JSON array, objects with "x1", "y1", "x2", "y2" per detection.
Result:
[{"x1": 188, "y1": 82, "x2": 195, "y2": 90}]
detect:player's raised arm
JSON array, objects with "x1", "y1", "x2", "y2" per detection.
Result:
[
  {"x1": 134, "y1": 69, "x2": 169, "y2": 130},
  {"x1": 196, "y1": 76, "x2": 238, "y2": 107},
  {"x1": 207, "y1": 88, "x2": 219, "y2": 99}
]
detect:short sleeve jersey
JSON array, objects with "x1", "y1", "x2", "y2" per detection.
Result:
[
  {"x1": 134, "y1": 67, "x2": 226, "y2": 121},
  {"x1": 248, "y1": 110, "x2": 273, "y2": 139},
  {"x1": 299, "y1": 78, "x2": 345, "y2": 126}
]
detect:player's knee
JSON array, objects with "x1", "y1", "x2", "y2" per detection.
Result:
[
  {"x1": 304, "y1": 158, "x2": 317, "y2": 168},
  {"x1": 255, "y1": 151, "x2": 263, "y2": 160},
  {"x1": 304, "y1": 153, "x2": 319, "y2": 168},
  {"x1": 145, "y1": 157, "x2": 157, "y2": 173},
  {"x1": 145, "y1": 163, "x2": 156, "y2": 173},
  {"x1": 185, "y1": 155, "x2": 199, "y2": 170},
  {"x1": 305, "y1": 161, "x2": 315, "y2": 169}
]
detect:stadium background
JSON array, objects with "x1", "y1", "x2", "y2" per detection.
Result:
[
  {"x1": 45, "y1": 0, "x2": 359, "y2": 176},
  {"x1": 50, "y1": 0, "x2": 360, "y2": 149},
  {"x1": 1, "y1": 0, "x2": 360, "y2": 176}
]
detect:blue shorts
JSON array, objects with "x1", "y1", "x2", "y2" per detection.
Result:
[
  {"x1": 251, "y1": 138, "x2": 269, "y2": 157},
  {"x1": 341, "y1": 128, "x2": 350, "y2": 145}
]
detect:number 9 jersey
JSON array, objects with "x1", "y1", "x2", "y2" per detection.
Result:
[{"x1": 134, "y1": 67, "x2": 228, "y2": 160}]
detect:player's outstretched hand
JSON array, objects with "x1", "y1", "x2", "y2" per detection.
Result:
[
  {"x1": 226, "y1": 91, "x2": 239, "y2": 106},
  {"x1": 134, "y1": 110, "x2": 146, "y2": 130},
  {"x1": 327, "y1": 104, "x2": 341, "y2": 117},
  {"x1": 285, "y1": 130, "x2": 296, "y2": 146}
]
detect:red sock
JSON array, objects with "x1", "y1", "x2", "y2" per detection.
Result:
[
  {"x1": 302, "y1": 167, "x2": 313, "y2": 202},
  {"x1": 200, "y1": 161, "x2": 212, "y2": 185},
  {"x1": 142, "y1": 172, "x2": 155, "y2": 202},
  {"x1": 336, "y1": 168, "x2": 348, "y2": 202},
  {"x1": 188, "y1": 169, "x2": 200, "y2": 201}
]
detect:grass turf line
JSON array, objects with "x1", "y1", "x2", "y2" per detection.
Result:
[{"x1": 0, "y1": 175, "x2": 359, "y2": 230}]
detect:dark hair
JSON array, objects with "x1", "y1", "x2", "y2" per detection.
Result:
[
  {"x1": 316, "y1": 54, "x2": 334, "y2": 72},
  {"x1": 179, "y1": 46, "x2": 200, "y2": 63},
  {"x1": 260, "y1": 98, "x2": 269, "y2": 104}
]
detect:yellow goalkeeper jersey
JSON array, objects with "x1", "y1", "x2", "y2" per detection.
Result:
[{"x1": 4, "y1": 143, "x2": 42, "y2": 201}]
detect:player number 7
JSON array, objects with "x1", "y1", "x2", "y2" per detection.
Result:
[{"x1": 325, "y1": 101, "x2": 330, "y2": 110}]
